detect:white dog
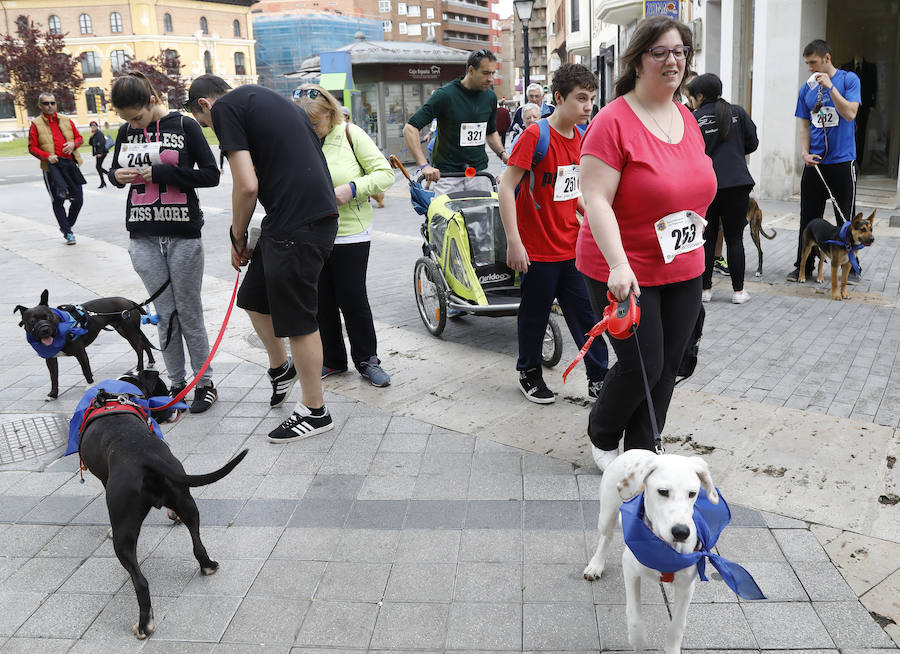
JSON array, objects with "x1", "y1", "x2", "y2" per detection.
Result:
[{"x1": 584, "y1": 449, "x2": 718, "y2": 654}]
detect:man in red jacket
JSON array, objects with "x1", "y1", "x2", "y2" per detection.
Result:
[
  {"x1": 497, "y1": 98, "x2": 512, "y2": 146},
  {"x1": 28, "y1": 92, "x2": 86, "y2": 244}
]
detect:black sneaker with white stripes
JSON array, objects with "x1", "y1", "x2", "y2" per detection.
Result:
[
  {"x1": 518, "y1": 368, "x2": 555, "y2": 404},
  {"x1": 267, "y1": 404, "x2": 333, "y2": 443},
  {"x1": 268, "y1": 359, "x2": 297, "y2": 407}
]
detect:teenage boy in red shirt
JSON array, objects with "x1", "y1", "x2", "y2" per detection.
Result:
[{"x1": 499, "y1": 64, "x2": 608, "y2": 404}]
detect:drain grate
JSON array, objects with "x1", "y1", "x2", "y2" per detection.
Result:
[
  {"x1": 890, "y1": 215, "x2": 900, "y2": 228},
  {"x1": 0, "y1": 414, "x2": 69, "y2": 465}
]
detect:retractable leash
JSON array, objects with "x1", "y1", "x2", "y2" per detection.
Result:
[
  {"x1": 811, "y1": 84, "x2": 847, "y2": 223},
  {"x1": 563, "y1": 289, "x2": 664, "y2": 454}
]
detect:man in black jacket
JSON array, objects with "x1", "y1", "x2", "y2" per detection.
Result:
[{"x1": 88, "y1": 121, "x2": 109, "y2": 188}]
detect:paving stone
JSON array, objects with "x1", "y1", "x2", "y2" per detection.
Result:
[
  {"x1": 16, "y1": 592, "x2": 111, "y2": 639},
  {"x1": 523, "y1": 500, "x2": 584, "y2": 530},
  {"x1": 36, "y1": 525, "x2": 108, "y2": 558},
  {"x1": 523, "y1": 529, "x2": 587, "y2": 563},
  {"x1": 396, "y1": 529, "x2": 461, "y2": 562},
  {"x1": 59, "y1": 557, "x2": 128, "y2": 594},
  {"x1": 221, "y1": 596, "x2": 309, "y2": 645},
  {"x1": 368, "y1": 451, "x2": 423, "y2": 476},
  {"x1": 232, "y1": 499, "x2": 297, "y2": 527},
  {"x1": 681, "y1": 602, "x2": 759, "y2": 649},
  {"x1": 294, "y1": 600, "x2": 378, "y2": 648},
  {"x1": 315, "y1": 561, "x2": 391, "y2": 601},
  {"x1": 523, "y1": 562, "x2": 594, "y2": 602},
  {"x1": 303, "y1": 474, "x2": 365, "y2": 499},
  {"x1": 19, "y1": 495, "x2": 93, "y2": 524},
  {"x1": 405, "y1": 500, "x2": 467, "y2": 529},
  {"x1": 317, "y1": 449, "x2": 375, "y2": 475},
  {"x1": 523, "y1": 602, "x2": 600, "y2": 650},
  {"x1": 728, "y1": 503, "x2": 767, "y2": 527},
  {"x1": 772, "y1": 528, "x2": 831, "y2": 562},
  {"x1": 522, "y1": 453, "x2": 574, "y2": 475},
  {"x1": 345, "y1": 500, "x2": 408, "y2": 529},
  {"x1": 0, "y1": 524, "x2": 61, "y2": 557},
  {"x1": 813, "y1": 600, "x2": 896, "y2": 648},
  {"x1": 465, "y1": 500, "x2": 522, "y2": 529},
  {"x1": 378, "y1": 431, "x2": 430, "y2": 452},
  {"x1": 715, "y1": 526, "x2": 786, "y2": 562},
  {"x1": 523, "y1": 474, "x2": 580, "y2": 500},
  {"x1": 467, "y1": 472, "x2": 523, "y2": 500},
  {"x1": 472, "y1": 452, "x2": 523, "y2": 475},
  {"x1": 0, "y1": 592, "x2": 44, "y2": 637},
  {"x1": 181, "y1": 559, "x2": 264, "y2": 596},
  {"x1": 288, "y1": 498, "x2": 353, "y2": 528},
  {"x1": 759, "y1": 510, "x2": 808, "y2": 529},
  {"x1": 333, "y1": 529, "x2": 401, "y2": 562},
  {"x1": 576, "y1": 474, "x2": 603, "y2": 501},
  {"x1": 588, "y1": 561, "x2": 666, "y2": 605},
  {"x1": 736, "y1": 560, "x2": 808, "y2": 601},
  {"x1": 792, "y1": 561, "x2": 858, "y2": 601},
  {"x1": 1, "y1": 637, "x2": 74, "y2": 653},
  {"x1": 5, "y1": 557, "x2": 81, "y2": 593},
  {"x1": 79, "y1": 594, "x2": 176, "y2": 645},
  {"x1": 252, "y1": 474, "x2": 315, "y2": 499},
  {"x1": 413, "y1": 473, "x2": 471, "y2": 500},
  {"x1": 247, "y1": 559, "x2": 325, "y2": 599},
  {"x1": 425, "y1": 431, "x2": 475, "y2": 452},
  {"x1": 420, "y1": 451, "x2": 473, "y2": 475},
  {"x1": 445, "y1": 602, "x2": 522, "y2": 650},
  {"x1": 454, "y1": 561, "x2": 523, "y2": 603},
  {"x1": 384, "y1": 562, "x2": 457, "y2": 601},
  {"x1": 369, "y1": 602, "x2": 449, "y2": 650},
  {"x1": 386, "y1": 415, "x2": 432, "y2": 433},
  {"x1": 742, "y1": 601, "x2": 835, "y2": 648},
  {"x1": 459, "y1": 529, "x2": 523, "y2": 562},
  {"x1": 357, "y1": 474, "x2": 416, "y2": 500},
  {"x1": 596, "y1": 603, "x2": 669, "y2": 649},
  {"x1": 270, "y1": 528, "x2": 341, "y2": 561},
  {"x1": 152, "y1": 594, "x2": 242, "y2": 642}
]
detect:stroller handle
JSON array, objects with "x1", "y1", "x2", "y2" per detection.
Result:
[{"x1": 416, "y1": 169, "x2": 498, "y2": 193}]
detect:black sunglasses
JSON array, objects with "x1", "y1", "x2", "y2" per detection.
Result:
[
  {"x1": 292, "y1": 88, "x2": 320, "y2": 100},
  {"x1": 40, "y1": 100, "x2": 57, "y2": 106}
]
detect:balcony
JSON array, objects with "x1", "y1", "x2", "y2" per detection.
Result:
[
  {"x1": 446, "y1": 18, "x2": 491, "y2": 33},
  {"x1": 443, "y1": 33, "x2": 490, "y2": 45},
  {"x1": 444, "y1": 0, "x2": 489, "y2": 13},
  {"x1": 595, "y1": 0, "x2": 640, "y2": 25}
]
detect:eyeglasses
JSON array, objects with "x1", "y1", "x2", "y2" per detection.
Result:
[
  {"x1": 293, "y1": 88, "x2": 320, "y2": 100},
  {"x1": 40, "y1": 101, "x2": 56, "y2": 106},
  {"x1": 646, "y1": 45, "x2": 691, "y2": 61}
]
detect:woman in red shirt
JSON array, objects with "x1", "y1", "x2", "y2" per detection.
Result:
[{"x1": 576, "y1": 16, "x2": 717, "y2": 470}]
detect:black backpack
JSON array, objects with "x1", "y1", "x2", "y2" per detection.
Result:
[{"x1": 676, "y1": 304, "x2": 705, "y2": 382}]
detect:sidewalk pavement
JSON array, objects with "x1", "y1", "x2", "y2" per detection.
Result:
[{"x1": 0, "y1": 196, "x2": 898, "y2": 651}]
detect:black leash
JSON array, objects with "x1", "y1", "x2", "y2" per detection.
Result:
[{"x1": 631, "y1": 328, "x2": 664, "y2": 455}]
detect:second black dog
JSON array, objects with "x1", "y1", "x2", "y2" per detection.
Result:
[{"x1": 14, "y1": 289, "x2": 156, "y2": 398}]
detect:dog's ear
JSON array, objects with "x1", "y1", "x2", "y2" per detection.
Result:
[
  {"x1": 867, "y1": 208, "x2": 877, "y2": 224},
  {"x1": 616, "y1": 455, "x2": 657, "y2": 500},
  {"x1": 13, "y1": 305, "x2": 26, "y2": 327},
  {"x1": 690, "y1": 457, "x2": 719, "y2": 504},
  {"x1": 40, "y1": 290, "x2": 49, "y2": 306}
]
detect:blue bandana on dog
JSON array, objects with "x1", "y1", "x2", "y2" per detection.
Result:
[
  {"x1": 824, "y1": 221, "x2": 865, "y2": 275},
  {"x1": 620, "y1": 487, "x2": 766, "y2": 600},
  {"x1": 66, "y1": 380, "x2": 186, "y2": 456},
  {"x1": 26, "y1": 308, "x2": 88, "y2": 358}
]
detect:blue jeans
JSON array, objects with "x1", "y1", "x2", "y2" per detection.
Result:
[{"x1": 517, "y1": 259, "x2": 608, "y2": 381}]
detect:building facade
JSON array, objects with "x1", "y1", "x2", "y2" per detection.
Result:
[
  {"x1": 511, "y1": 0, "x2": 549, "y2": 98},
  {"x1": 0, "y1": 0, "x2": 257, "y2": 131}
]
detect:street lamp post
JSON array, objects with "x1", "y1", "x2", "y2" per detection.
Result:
[{"x1": 513, "y1": 0, "x2": 535, "y2": 96}]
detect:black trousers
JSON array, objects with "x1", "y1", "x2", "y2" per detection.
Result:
[
  {"x1": 795, "y1": 161, "x2": 857, "y2": 272},
  {"x1": 95, "y1": 154, "x2": 108, "y2": 185},
  {"x1": 584, "y1": 275, "x2": 702, "y2": 452},
  {"x1": 317, "y1": 241, "x2": 378, "y2": 371},
  {"x1": 517, "y1": 259, "x2": 608, "y2": 380},
  {"x1": 43, "y1": 158, "x2": 84, "y2": 235},
  {"x1": 703, "y1": 185, "x2": 751, "y2": 292}
]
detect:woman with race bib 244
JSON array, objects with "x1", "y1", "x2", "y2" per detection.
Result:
[{"x1": 576, "y1": 16, "x2": 716, "y2": 470}]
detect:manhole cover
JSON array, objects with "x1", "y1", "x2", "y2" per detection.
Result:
[{"x1": 0, "y1": 414, "x2": 69, "y2": 465}]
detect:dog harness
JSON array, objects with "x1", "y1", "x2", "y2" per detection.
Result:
[
  {"x1": 25, "y1": 308, "x2": 88, "y2": 358},
  {"x1": 620, "y1": 487, "x2": 765, "y2": 599},
  {"x1": 823, "y1": 221, "x2": 865, "y2": 275}
]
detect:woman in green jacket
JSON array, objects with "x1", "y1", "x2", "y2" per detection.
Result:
[{"x1": 294, "y1": 84, "x2": 395, "y2": 386}]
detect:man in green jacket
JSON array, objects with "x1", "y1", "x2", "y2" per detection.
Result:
[{"x1": 404, "y1": 49, "x2": 508, "y2": 195}]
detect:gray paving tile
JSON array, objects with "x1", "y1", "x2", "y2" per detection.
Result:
[
  {"x1": 384, "y1": 562, "x2": 457, "y2": 601},
  {"x1": 232, "y1": 499, "x2": 297, "y2": 527},
  {"x1": 524, "y1": 562, "x2": 594, "y2": 603},
  {"x1": 791, "y1": 561, "x2": 858, "y2": 601},
  {"x1": 15, "y1": 592, "x2": 111, "y2": 639},
  {"x1": 386, "y1": 415, "x2": 432, "y2": 433},
  {"x1": 397, "y1": 529, "x2": 461, "y2": 562},
  {"x1": 759, "y1": 510, "x2": 808, "y2": 529},
  {"x1": 317, "y1": 449, "x2": 375, "y2": 475},
  {"x1": 59, "y1": 557, "x2": 128, "y2": 594},
  {"x1": 252, "y1": 474, "x2": 315, "y2": 499},
  {"x1": 465, "y1": 500, "x2": 522, "y2": 529},
  {"x1": 19, "y1": 495, "x2": 93, "y2": 524},
  {"x1": 473, "y1": 452, "x2": 523, "y2": 475},
  {"x1": 420, "y1": 451, "x2": 473, "y2": 475},
  {"x1": 357, "y1": 474, "x2": 416, "y2": 500},
  {"x1": 345, "y1": 500, "x2": 408, "y2": 529},
  {"x1": 681, "y1": 602, "x2": 759, "y2": 649},
  {"x1": 333, "y1": 529, "x2": 400, "y2": 562},
  {"x1": 523, "y1": 474, "x2": 580, "y2": 500},
  {"x1": 247, "y1": 559, "x2": 325, "y2": 599},
  {"x1": 378, "y1": 431, "x2": 430, "y2": 452},
  {"x1": 734, "y1": 560, "x2": 807, "y2": 601},
  {"x1": 425, "y1": 431, "x2": 475, "y2": 452},
  {"x1": 0, "y1": 592, "x2": 44, "y2": 637},
  {"x1": 152, "y1": 594, "x2": 242, "y2": 642},
  {"x1": 221, "y1": 596, "x2": 309, "y2": 644},
  {"x1": 35, "y1": 524, "x2": 108, "y2": 558},
  {"x1": 523, "y1": 500, "x2": 584, "y2": 530},
  {"x1": 772, "y1": 528, "x2": 831, "y2": 562},
  {"x1": 596, "y1": 603, "x2": 669, "y2": 649},
  {"x1": 315, "y1": 561, "x2": 391, "y2": 601},
  {"x1": 270, "y1": 528, "x2": 341, "y2": 560},
  {"x1": 467, "y1": 471, "x2": 523, "y2": 500},
  {"x1": 78, "y1": 594, "x2": 176, "y2": 645},
  {"x1": 294, "y1": 600, "x2": 378, "y2": 648},
  {"x1": 728, "y1": 503, "x2": 767, "y2": 527},
  {"x1": 287, "y1": 498, "x2": 353, "y2": 528},
  {"x1": 742, "y1": 601, "x2": 836, "y2": 648},
  {"x1": 181, "y1": 559, "x2": 264, "y2": 596},
  {"x1": 715, "y1": 526, "x2": 786, "y2": 562},
  {"x1": 303, "y1": 474, "x2": 365, "y2": 499},
  {"x1": 459, "y1": 529, "x2": 523, "y2": 562},
  {"x1": 192, "y1": 499, "x2": 246, "y2": 526},
  {"x1": 413, "y1": 473, "x2": 471, "y2": 500},
  {"x1": 368, "y1": 451, "x2": 423, "y2": 476},
  {"x1": 1, "y1": 637, "x2": 74, "y2": 653},
  {"x1": 0, "y1": 524, "x2": 61, "y2": 557},
  {"x1": 523, "y1": 602, "x2": 600, "y2": 650},
  {"x1": 5, "y1": 557, "x2": 81, "y2": 593},
  {"x1": 454, "y1": 561, "x2": 523, "y2": 602},
  {"x1": 524, "y1": 529, "x2": 587, "y2": 563},
  {"x1": 405, "y1": 500, "x2": 467, "y2": 529},
  {"x1": 446, "y1": 602, "x2": 522, "y2": 650},
  {"x1": 369, "y1": 601, "x2": 449, "y2": 650},
  {"x1": 813, "y1": 600, "x2": 896, "y2": 647},
  {"x1": 522, "y1": 453, "x2": 576, "y2": 475}
]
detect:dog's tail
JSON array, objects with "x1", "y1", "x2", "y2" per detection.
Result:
[
  {"x1": 759, "y1": 225, "x2": 777, "y2": 240},
  {"x1": 145, "y1": 449, "x2": 248, "y2": 488}
]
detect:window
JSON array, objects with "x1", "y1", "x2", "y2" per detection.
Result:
[
  {"x1": 164, "y1": 49, "x2": 179, "y2": 74},
  {"x1": 0, "y1": 63, "x2": 9, "y2": 83},
  {"x1": 233, "y1": 19, "x2": 241, "y2": 37},
  {"x1": 408, "y1": 5, "x2": 420, "y2": 16},
  {"x1": 85, "y1": 87, "x2": 105, "y2": 114},
  {"x1": 378, "y1": 0, "x2": 391, "y2": 11},
  {"x1": 79, "y1": 13, "x2": 92, "y2": 34},
  {"x1": 163, "y1": 13, "x2": 173, "y2": 32},
  {"x1": 398, "y1": 21, "x2": 407, "y2": 33},
  {"x1": 80, "y1": 51, "x2": 101, "y2": 78},
  {"x1": 426, "y1": 7, "x2": 434, "y2": 18},
  {"x1": 407, "y1": 23, "x2": 421, "y2": 35},
  {"x1": 200, "y1": 16, "x2": 208, "y2": 35},
  {"x1": 0, "y1": 92, "x2": 14, "y2": 119},
  {"x1": 48, "y1": 15, "x2": 61, "y2": 35},
  {"x1": 398, "y1": 2, "x2": 407, "y2": 14},
  {"x1": 382, "y1": 20, "x2": 392, "y2": 31},
  {"x1": 110, "y1": 49, "x2": 128, "y2": 73},
  {"x1": 234, "y1": 51, "x2": 246, "y2": 75},
  {"x1": 15, "y1": 15, "x2": 28, "y2": 35},
  {"x1": 570, "y1": 0, "x2": 579, "y2": 32},
  {"x1": 110, "y1": 12, "x2": 123, "y2": 33},
  {"x1": 203, "y1": 50, "x2": 212, "y2": 74}
]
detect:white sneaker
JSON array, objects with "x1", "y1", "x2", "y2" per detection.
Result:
[
  {"x1": 732, "y1": 290, "x2": 751, "y2": 304},
  {"x1": 701, "y1": 289, "x2": 712, "y2": 303},
  {"x1": 591, "y1": 445, "x2": 619, "y2": 472}
]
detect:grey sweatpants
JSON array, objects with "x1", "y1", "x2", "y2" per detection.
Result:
[{"x1": 128, "y1": 236, "x2": 212, "y2": 386}]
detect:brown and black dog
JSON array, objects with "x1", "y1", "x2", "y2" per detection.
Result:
[
  {"x1": 798, "y1": 210, "x2": 876, "y2": 300},
  {"x1": 747, "y1": 197, "x2": 777, "y2": 276}
]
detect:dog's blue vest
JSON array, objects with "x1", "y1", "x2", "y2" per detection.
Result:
[
  {"x1": 66, "y1": 380, "x2": 184, "y2": 455},
  {"x1": 620, "y1": 487, "x2": 766, "y2": 600},
  {"x1": 823, "y1": 221, "x2": 865, "y2": 275},
  {"x1": 26, "y1": 308, "x2": 88, "y2": 358}
]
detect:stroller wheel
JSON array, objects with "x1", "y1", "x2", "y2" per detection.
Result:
[
  {"x1": 414, "y1": 257, "x2": 448, "y2": 336},
  {"x1": 541, "y1": 317, "x2": 563, "y2": 368}
]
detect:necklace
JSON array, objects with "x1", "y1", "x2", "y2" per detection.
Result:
[{"x1": 635, "y1": 95, "x2": 675, "y2": 143}]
